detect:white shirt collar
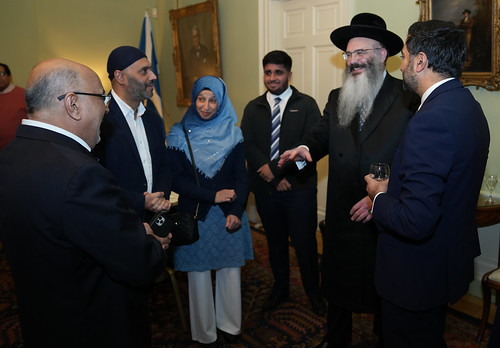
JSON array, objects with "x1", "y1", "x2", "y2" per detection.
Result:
[
  {"x1": 419, "y1": 77, "x2": 455, "y2": 110},
  {"x1": 22, "y1": 119, "x2": 91, "y2": 151},
  {"x1": 267, "y1": 86, "x2": 292, "y2": 106},
  {"x1": 111, "y1": 89, "x2": 146, "y2": 119}
]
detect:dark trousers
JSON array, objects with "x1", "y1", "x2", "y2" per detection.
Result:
[
  {"x1": 325, "y1": 304, "x2": 352, "y2": 347},
  {"x1": 255, "y1": 189, "x2": 320, "y2": 299},
  {"x1": 324, "y1": 304, "x2": 382, "y2": 347},
  {"x1": 381, "y1": 298, "x2": 447, "y2": 348}
]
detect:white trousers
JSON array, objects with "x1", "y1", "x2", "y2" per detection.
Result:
[{"x1": 187, "y1": 267, "x2": 242, "y2": 344}]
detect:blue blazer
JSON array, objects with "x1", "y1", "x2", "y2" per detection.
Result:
[
  {"x1": 93, "y1": 98, "x2": 172, "y2": 217},
  {"x1": 373, "y1": 79, "x2": 490, "y2": 311}
]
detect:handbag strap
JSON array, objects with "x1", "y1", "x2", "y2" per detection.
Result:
[
  {"x1": 182, "y1": 125, "x2": 200, "y2": 187},
  {"x1": 182, "y1": 125, "x2": 200, "y2": 218}
]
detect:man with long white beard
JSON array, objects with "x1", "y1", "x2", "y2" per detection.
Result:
[{"x1": 279, "y1": 13, "x2": 420, "y2": 348}]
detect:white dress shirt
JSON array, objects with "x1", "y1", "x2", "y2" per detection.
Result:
[{"x1": 111, "y1": 90, "x2": 153, "y2": 193}]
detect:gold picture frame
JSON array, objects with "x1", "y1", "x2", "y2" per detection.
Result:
[
  {"x1": 170, "y1": 0, "x2": 222, "y2": 106},
  {"x1": 417, "y1": 0, "x2": 500, "y2": 91}
]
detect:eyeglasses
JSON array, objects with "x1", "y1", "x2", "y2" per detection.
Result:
[
  {"x1": 57, "y1": 92, "x2": 111, "y2": 107},
  {"x1": 342, "y1": 48, "x2": 382, "y2": 61},
  {"x1": 0, "y1": 72, "x2": 7, "y2": 77}
]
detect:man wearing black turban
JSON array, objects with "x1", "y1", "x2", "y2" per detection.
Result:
[{"x1": 93, "y1": 46, "x2": 172, "y2": 221}]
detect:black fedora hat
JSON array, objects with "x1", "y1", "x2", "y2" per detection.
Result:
[{"x1": 330, "y1": 13, "x2": 403, "y2": 57}]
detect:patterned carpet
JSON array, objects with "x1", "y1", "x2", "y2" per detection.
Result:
[{"x1": 0, "y1": 228, "x2": 492, "y2": 347}]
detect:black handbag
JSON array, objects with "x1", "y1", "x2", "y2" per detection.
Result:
[
  {"x1": 149, "y1": 209, "x2": 199, "y2": 245},
  {"x1": 149, "y1": 126, "x2": 200, "y2": 246}
]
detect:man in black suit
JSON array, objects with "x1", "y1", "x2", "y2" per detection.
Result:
[
  {"x1": 241, "y1": 50, "x2": 325, "y2": 316},
  {"x1": 93, "y1": 46, "x2": 171, "y2": 220},
  {"x1": 279, "y1": 13, "x2": 420, "y2": 348},
  {"x1": 0, "y1": 58, "x2": 170, "y2": 348},
  {"x1": 365, "y1": 20, "x2": 489, "y2": 348}
]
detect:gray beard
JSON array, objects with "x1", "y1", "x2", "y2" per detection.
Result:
[
  {"x1": 337, "y1": 61, "x2": 386, "y2": 128},
  {"x1": 125, "y1": 73, "x2": 154, "y2": 102}
]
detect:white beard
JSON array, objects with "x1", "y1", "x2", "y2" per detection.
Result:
[{"x1": 337, "y1": 58, "x2": 386, "y2": 128}]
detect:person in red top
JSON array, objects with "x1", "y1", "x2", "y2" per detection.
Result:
[{"x1": 0, "y1": 63, "x2": 28, "y2": 150}]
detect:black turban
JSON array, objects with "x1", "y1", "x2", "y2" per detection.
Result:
[{"x1": 107, "y1": 46, "x2": 147, "y2": 80}]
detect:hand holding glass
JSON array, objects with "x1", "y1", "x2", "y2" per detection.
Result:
[
  {"x1": 369, "y1": 163, "x2": 390, "y2": 181},
  {"x1": 485, "y1": 175, "x2": 498, "y2": 204}
]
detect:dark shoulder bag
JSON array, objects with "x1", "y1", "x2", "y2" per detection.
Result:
[{"x1": 149, "y1": 126, "x2": 200, "y2": 245}]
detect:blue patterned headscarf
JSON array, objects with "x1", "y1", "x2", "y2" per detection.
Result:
[{"x1": 166, "y1": 76, "x2": 243, "y2": 178}]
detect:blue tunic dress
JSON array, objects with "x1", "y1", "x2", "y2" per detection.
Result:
[
  {"x1": 167, "y1": 144, "x2": 254, "y2": 272},
  {"x1": 174, "y1": 206, "x2": 253, "y2": 271},
  {"x1": 166, "y1": 76, "x2": 254, "y2": 273}
]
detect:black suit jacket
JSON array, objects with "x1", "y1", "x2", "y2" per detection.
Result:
[
  {"x1": 93, "y1": 97, "x2": 172, "y2": 218},
  {"x1": 241, "y1": 86, "x2": 321, "y2": 194},
  {"x1": 301, "y1": 74, "x2": 419, "y2": 312},
  {"x1": 0, "y1": 125, "x2": 165, "y2": 348}
]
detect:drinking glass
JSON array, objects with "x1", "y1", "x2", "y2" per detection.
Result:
[
  {"x1": 486, "y1": 175, "x2": 498, "y2": 205},
  {"x1": 369, "y1": 163, "x2": 390, "y2": 181}
]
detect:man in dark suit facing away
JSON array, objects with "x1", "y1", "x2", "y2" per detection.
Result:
[{"x1": 366, "y1": 20, "x2": 490, "y2": 348}]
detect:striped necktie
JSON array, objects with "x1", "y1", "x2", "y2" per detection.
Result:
[
  {"x1": 359, "y1": 104, "x2": 367, "y2": 131},
  {"x1": 270, "y1": 97, "x2": 281, "y2": 160}
]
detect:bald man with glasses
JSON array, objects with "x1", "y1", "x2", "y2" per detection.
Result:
[{"x1": 0, "y1": 58, "x2": 171, "y2": 348}]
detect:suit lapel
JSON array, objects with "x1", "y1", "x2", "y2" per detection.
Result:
[
  {"x1": 108, "y1": 99, "x2": 144, "y2": 171},
  {"x1": 359, "y1": 75, "x2": 398, "y2": 143},
  {"x1": 256, "y1": 93, "x2": 272, "y2": 149}
]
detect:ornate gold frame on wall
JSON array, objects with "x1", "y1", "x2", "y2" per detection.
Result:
[
  {"x1": 170, "y1": 0, "x2": 222, "y2": 106},
  {"x1": 417, "y1": 0, "x2": 500, "y2": 91}
]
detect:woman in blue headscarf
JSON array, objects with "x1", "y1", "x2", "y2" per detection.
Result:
[{"x1": 166, "y1": 76, "x2": 253, "y2": 345}]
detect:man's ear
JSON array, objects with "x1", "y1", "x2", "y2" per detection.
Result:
[
  {"x1": 62, "y1": 93, "x2": 82, "y2": 121},
  {"x1": 415, "y1": 52, "x2": 427, "y2": 73},
  {"x1": 379, "y1": 47, "x2": 388, "y2": 63},
  {"x1": 114, "y1": 70, "x2": 126, "y2": 84}
]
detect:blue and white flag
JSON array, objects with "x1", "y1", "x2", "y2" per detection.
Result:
[{"x1": 139, "y1": 11, "x2": 163, "y2": 117}]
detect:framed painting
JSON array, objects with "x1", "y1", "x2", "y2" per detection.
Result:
[
  {"x1": 417, "y1": 0, "x2": 500, "y2": 91},
  {"x1": 170, "y1": 0, "x2": 222, "y2": 106}
]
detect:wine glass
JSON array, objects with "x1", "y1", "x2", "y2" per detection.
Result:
[
  {"x1": 369, "y1": 163, "x2": 390, "y2": 181},
  {"x1": 486, "y1": 175, "x2": 498, "y2": 204}
]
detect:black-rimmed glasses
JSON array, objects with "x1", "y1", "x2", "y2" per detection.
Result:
[
  {"x1": 57, "y1": 92, "x2": 111, "y2": 107},
  {"x1": 342, "y1": 48, "x2": 382, "y2": 61}
]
